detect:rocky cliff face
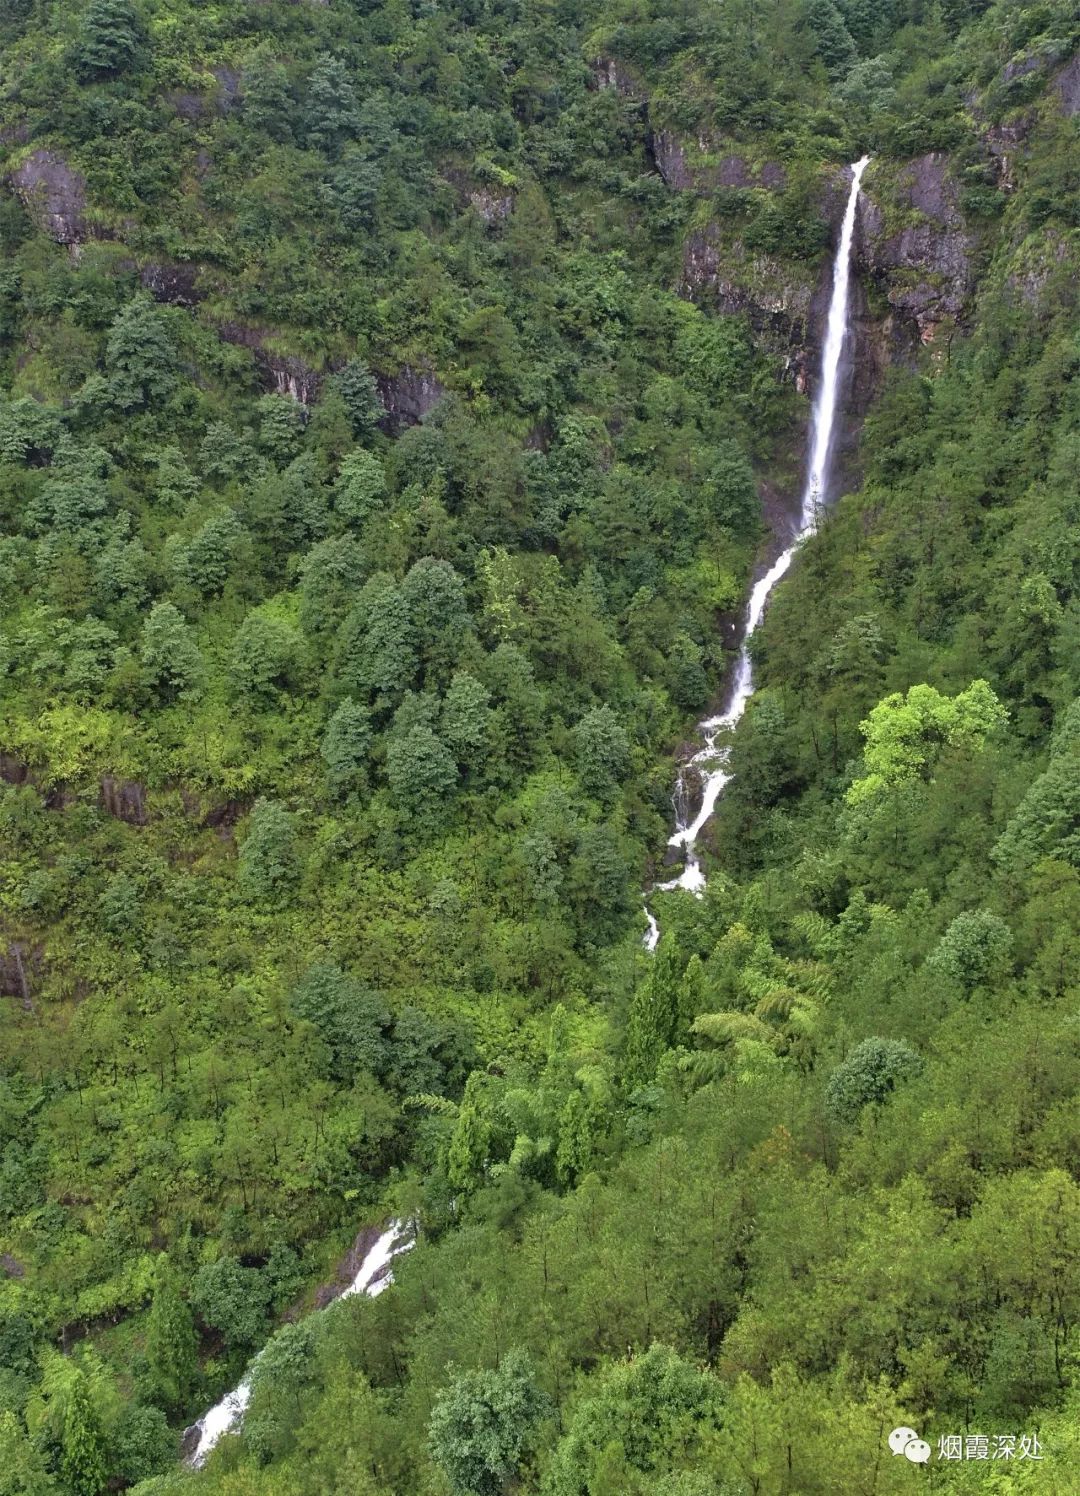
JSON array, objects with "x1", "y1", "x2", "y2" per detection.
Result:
[
  {"x1": 854, "y1": 154, "x2": 976, "y2": 348},
  {"x1": 681, "y1": 230, "x2": 821, "y2": 387},
  {"x1": 375, "y1": 365, "x2": 447, "y2": 432},
  {"x1": 652, "y1": 131, "x2": 787, "y2": 192},
  {"x1": 9, "y1": 149, "x2": 92, "y2": 247},
  {"x1": 677, "y1": 150, "x2": 979, "y2": 472},
  {"x1": 217, "y1": 322, "x2": 330, "y2": 404}
]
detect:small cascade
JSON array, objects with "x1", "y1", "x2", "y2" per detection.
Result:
[
  {"x1": 183, "y1": 1221, "x2": 412, "y2": 1468},
  {"x1": 643, "y1": 156, "x2": 871, "y2": 936},
  {"x1": 672, "y1": 767, "x2": 692, "y2": 829}
]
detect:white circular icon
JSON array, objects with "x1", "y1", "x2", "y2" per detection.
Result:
[
  {"x1": 889, "y1": 1427, "x2": 919, "y2": 1455},
  {"x1": 904, "y1": 1438, "x2": 931, "y2": 1464}
]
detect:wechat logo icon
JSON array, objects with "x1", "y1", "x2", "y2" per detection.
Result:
[{"x1": 889, "y1": 1427, "x2": 931, "y2": 1463}]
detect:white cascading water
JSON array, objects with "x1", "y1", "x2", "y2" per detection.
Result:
[
  {"x1": 644, "y1": 156, "x2": 871, "y2": 947},
  {"x1": 183, "y1": 1221, "x2": 411, "y2": 1467}
]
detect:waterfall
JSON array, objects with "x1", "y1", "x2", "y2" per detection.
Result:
[
  {"x1": 643, "y1": 156, "x2": 870, "y2": 937},
  {"x1": 182, "y1": 1221, "x2": 412, "y2": 1468}
]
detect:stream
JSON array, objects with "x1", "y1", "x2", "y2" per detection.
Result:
[
  {"x1": 644, "y1": 155, "x2": 871, "y2": 945},
  {"x1": 182, "y1": 154, "x2": 872, "y2": 1465},
  {"x1": 182, "y1": 1220, "x2": 412, "y2": 1467}
]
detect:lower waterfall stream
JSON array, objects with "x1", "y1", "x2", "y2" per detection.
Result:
[
  {"x1": 180, "y1": 156, "x2": 872, "y2": 1465},
  {"x1": 644, "y1": 154, "x2": 871, "y2": 947},
  {"x1": 182, "y1": 1221, "x2": 411, "y2": 1467}
]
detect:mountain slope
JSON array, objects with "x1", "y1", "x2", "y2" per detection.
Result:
[{"x1": 0, "y1": 0, "x2": 1078, "y2": 1489}]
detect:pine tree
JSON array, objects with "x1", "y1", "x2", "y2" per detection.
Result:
[
  {"x1": 321, "y1": 699, "x2": 373, "y2": 796},
  {"x1": 677, "y1": 954, "x2": 708, "y2": 1043},
  {"x1": 73, "y1": 0, "x2": 140, "y2": 79},
  {"x1": 140, "y1": 602, "x2": 204, "y2": 702},
  {"x1": 447, "y1": 1072, "x2": 489, "y2": 1192},
  {"x1": 625, "y1": 938, "x2": 682, "y2": 1085},
  {"x1": 145, "y1": 1256, "x2": 198, "y2": 1413},
  {"x1": 0, "y1": 1409, "x2": 58, "y2": 1495},
  {"x1": 555, "y1": 1090, "x2": 592, "y2": 1185},
  {"x1": 305, "y1": 57, "x2": 361, "y2": 159},
  {"x1": 60, "y1": 1372, "x2": 108, "y2": 1496}
]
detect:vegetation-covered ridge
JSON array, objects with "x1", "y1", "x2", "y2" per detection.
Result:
[{"x1": 0, "y1": 0, "x2": 1077, "y2": 1486}]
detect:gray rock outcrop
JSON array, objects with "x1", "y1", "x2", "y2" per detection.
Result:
[{"x1": 9, "y1": 149, "x2": 90, "y2": 246}]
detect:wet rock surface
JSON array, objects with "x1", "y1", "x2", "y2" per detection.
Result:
[
  {"x1": 591, "y1": 54, "x2": 647, "y2": 99},
  {"x1": 673, "y1": 759, "x2": 708, "y2": 830},
  {"x1": 217, "y1": 322, "x2": 325, "y2": 403},
  {"x1": 468, "y1": 186, "x2": 514, "y2": 224},
  {"x1": 163, "y1": 90, "x2": 207, "y2": 122},
  {"x1": 0, "y1": 942, "x2": 46, "y2": 1006},
  {"x1": 201, "y1": 797, "x2": 249, "y2": 830},
  {"x1": 311, "y1": 1224, "x2": 386, "y2": 1309},
  {"x1": 653, "y1": 131, "x2": 786, "y2": 192},
  {"x1": 99, "y1": 776, "x2": 148, "y2": 826},
  {"x1": 443, "y1": 168, "x2": 515, "y2": 224},
  {"x1": 212, "y1": 66, "x2": 242, "y2": 114},
  {"x1": 1055, "y1": 52, "x2": 1080, "y2": 116},
  {"x1": 0, "y1": 753, "x2": 29, "y2": 786},
  {"x1": 376, "y1": 365, "x2": 447, "y2": 431},
  {"x1": 140, "y1": 260, "x2": 203, "y2": 307},
  {"x1": 9, "y1": 149, "x2": 90, "y2": 245},
  {"x1": 682, "y1": 234, "x2": 815, "y2": 347}
]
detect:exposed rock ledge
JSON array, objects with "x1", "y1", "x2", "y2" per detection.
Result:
[
  {"x1": 855, "y1": 153, "x2": 975, "y2": 345},
  {"x1": 652, "y1": 130, "x2": 786, "y2": 193},
  {"x1": 217, "y1": 322, "x2": 329, "y2": 404},
  {"x1": 375, "y1": 365, "x2": 447, "y2": 432},
  {"x1": 9, "y1": 149, "x2": 93, "y2": 246}
]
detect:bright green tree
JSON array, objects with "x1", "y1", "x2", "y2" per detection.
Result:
[
  {"x1": 140, "y1": 602, "x2": 204, "y2": 702},
  {"x1": 545, "y1": 1345, "x2": 722, "y2": 1496},
  {"x1": 228, "y1": 612, "x2": 306, "y2": 704},
  {"x1": 847, "y1": 680, "x2": 1007, "y2": 804},
  {"x1": 333, "y1": 450, "x2": 386, "y2": 524},
  {"x1": 625, "y1": 938, "x2": 682, "y2": 1084},
  {"x1": 446, "y1": 1072, "x2": 490, "y2": 1192},
  {"x1": 59, "y1": 1370, "x2": 108, "y2": 1496},
  {"x1": 0, "y1": 1409, "x2": 57, "y2": 1496},
  {"x1": 238, "y1": 799, "x2": 300, "y2": 902},
  {"x1": 574, "y1": 706, "x2": 630, "y2": 799}
]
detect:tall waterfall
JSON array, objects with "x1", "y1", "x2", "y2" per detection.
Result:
[{"x1": 644, "y1": 156, "x2": 870, "y2": 946}]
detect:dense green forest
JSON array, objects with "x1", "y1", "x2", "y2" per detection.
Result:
[{"x1": 0, "y1": 0, "x2": 1078, "y2": 1485}]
